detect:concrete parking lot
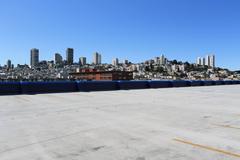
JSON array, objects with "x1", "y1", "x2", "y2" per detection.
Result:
[{"x1": 0, "y1": 85, "x2": 240, "y2": 160}]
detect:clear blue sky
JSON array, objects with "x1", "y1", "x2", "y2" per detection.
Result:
[{"x1": 0, "y1": 0, "x2": 240, "y2": 70}]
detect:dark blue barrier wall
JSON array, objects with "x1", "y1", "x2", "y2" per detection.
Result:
[
  {"x1": 215, "y1": 80, "x2": 225, "y2": 85},
  {"x1": 203, "y1": 80, "x2": 215, "y2": 86},
  {"x1": 118, "y1": 81, "x2": 149, "y2": 90},
  {"x1": 224, "y1": 80, "x2": 233, "y2": 85},
  {"x1": 0, "y1": 80, "x2": 240, "y2": 95},
  {"x1": 148, "y1": 81, "x2": 173, "y2": 88},
  {"x1": 21, "y1": 81, "x2": 78, "y2": 94},
  {"x1": 190, "y1": 80, "x2": 204, "y2": 87},
  {"x1": 171, "y1": 80, "x2": 191, "y2": 87},
  {"x1": 232, "y1": 80, "x2": 239, "y2": 85},
  {"x1": 77, "y1": 81, "x2": 118, "y2": 91},
  {"x1": 0, "y1": 82, "x2": 21, "y2": 95}
]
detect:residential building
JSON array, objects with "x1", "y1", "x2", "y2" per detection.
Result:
[
  {"x1": 210, "y1": 55, "x2": 215, "y2": 68},
  {"x1": 93, "y1": 52, "x2": 101, "y2": 64},
  {"x1": 66, "y1": 48, "x2": 74, "y2": 65},
  {"x1": 201, "y1": 57, "x2": 206, "y2": 66},
  {"x1": 197, "y1": 57, "x2": 201, "y2": 65},
  {"x1": 112, "y1": 58, "x2": 119, "y2": 66},
  {"x1": 206, "y1": 54, "x2": 215, "y2": 68},
  {"x1": 30, "y1": 48, "x2": 39, "y2": 67},
  {"x1": 123, "y1": 59, "x2": 129, "y2": 65},
  {"x1": 79, "y1": 57, "x2": 87, "y2": 66},
  {"x1": 6, "y1": 60, "x2": 11, "y2": 69},
  {"x1": 55, "y1": 53, "x2": 62, "y2": 64},
  {"x1": 160, "y1": 54, "x2": 166, "y2": 65}
]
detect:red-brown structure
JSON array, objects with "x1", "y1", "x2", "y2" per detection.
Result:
[{"x1": 70, "y1": 69, "x2": 133, "y2": 81}]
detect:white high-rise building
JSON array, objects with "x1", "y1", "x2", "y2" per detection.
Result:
[
  {"x1": 79, "y1": 57, "x2": 87, "y2": 66},
  {"x1": 201, "y1": 57, "x2": 206, "y2": 66},
  {"x1": 160, "y1": 54, "x2": 166, "y2": 65},
  {"x1": 93, "y1": 52, "x2": 101, "y2": 64},
  {"x1": 154, "y1": 57, "x2": 160, "y2": 64},
  {"x1": 206, "y1": 54, "x2": 215, "y2": 68},
  {"x1": 112, "y1": 58, "x2": 119, "y2": 66},
  {"x1": 206, "y1": 55, "x2": 210, "y2": 67},
  {"x1": 197, "y1": 57, "x2": 201, "y2": 65},
  {"x1": 209, "y1": 55, "x2": 215, "y2": 68}
]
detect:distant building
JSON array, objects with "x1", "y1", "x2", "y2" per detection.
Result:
[
  {"x1": 145, "y1": 59, "x2": 154, "y2": 65},
  {"x1": 47, "y1": 61, "x2": 54, "y2": 68},
  {"x1": 123, "y1": 59, "x2": 129, "y2": 65},
  {"x1": 209, "y1": 55, "x2": 215, "y2": 68},
  {"x1": 98, "y1": 54, "x2": 101, "y2": 64},
  {"x1": 197, "y1": 57, "x2": 206, "y2": 66},
  {"x1": 70, "y1": 69, "x2": 133, "y2": 81},
  {"x1": 206, "y1": 54, "x2": 215, "y2": 68},
  {"x1": 112, "y1": 58, "x2": 119, "y2": 66},
  {"x1": 201, "y1": 57, "x2": 206, "y2": 66},
  {"x1": 38, "y1": 60, "x2": 47, "y2": 68},
  {"x1": 66, "y1": 48, "x2": 74, "y2": 65},
  {"x1": 197, "y1": 57, "x2": 201, "y2": 65},
  {"x1": 30, "y1": 48, "x2": 39, "y2": 67},
  {"x1": 55, "y1": 53, "x2": 62, "y2": 64},
  {"x1": 93, "y1": 52, "x2": 101, "y2": 64},
  {"x1": 160, "y1": 54, "x2": 166, "y2": 65},
  {"x1": 79, "y1": 57, "x2": 87, "y2": 66},
  {"x1": 206, "y1": 55, "x2": 210, "y2": 67},
  {"x1": 154, "y1": 57, "x2": 159, "y2": 64},
  {"x1": 6, "y1": 60, "x2": 11, "y2": 69},
  {"x1": 7, "y1": 59, "x2": 12, "y2": 69}
]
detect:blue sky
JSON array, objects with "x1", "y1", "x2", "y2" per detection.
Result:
[{"x1": 0, "y1": 0, "x2": 240, "y2": 70}]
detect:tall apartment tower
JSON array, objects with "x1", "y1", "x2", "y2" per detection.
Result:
[
  {"x1": 98, "y1": 54, "x2": 101, "y2": 64},
  {"x1": 197, "y1": 57, "x2": 201, "y2": 65},
  {"x1": 206, "y1": 55, "x2": 210, "y2": 67},
  {"x1": 66, "y1": 48, "x2": 74, "y2": 65},
  {"x1": 209, "y1": 55, "x2": 215, "y2": 68},
  {"x1": 93, "y1": 52, "x2": 101, "y2": 65},
  {"x1": 6, "y1": 59, "x2": 11, "y2": 69},
  {"x1": 206, "y1": 54, "x2": 215, "y2": 68},
  {"x1": 201, "y1": 57, "x2": 206, "y2": 66},
  {"x1": 79, "y1": 57, "x2": 87, "y2": 66},
  {"x1": 112, "y1": 58, "x2": 119, "y2": 66},
  {"x1": 197, "y1": 57, "x2": 206, "y2": 66},
  {"x1": 160, "y1": 54, "x2": 166, "y2": 65},
  {"x1": 30, "y1": 48, "x2": 39, "y2": 67},
  {"x1": 123, "y1": 59, "x2": 129, "y2": 65},
  {"x1": 55, "y1": 53, "x2": 63, "y2": 64},
  {"x1": 154, "y1": 57, "x2": 160, "y2": 64}
]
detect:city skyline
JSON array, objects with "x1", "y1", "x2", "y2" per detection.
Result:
[
  {"x1": 0, "y1": 48, "x2": 220, "y2": 69},
  {"x1": 1, "y1": 48, "x2": 217, "y2": 68},
  {"x1": 1, "y1": 0, "x2": 240, "y2": 70},
  {"x1": 1, "y1": 47, "x2": 238, "y2": 82}
]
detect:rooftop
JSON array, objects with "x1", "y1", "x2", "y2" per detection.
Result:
[{"x1": 1, "y1": 86, "x2": 240, "y2": 160}]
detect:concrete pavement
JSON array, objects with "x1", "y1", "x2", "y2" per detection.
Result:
[{"x1": 0, "y1": 85, "x2": 240, "y2": 160}]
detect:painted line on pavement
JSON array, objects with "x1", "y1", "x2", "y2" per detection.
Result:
[
  {"x1": 173, "y1": 138, "x2": 240, "y2": 158},
  {"x1": 212, "y1": 123, "x2": 240, "y2": 130}
]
